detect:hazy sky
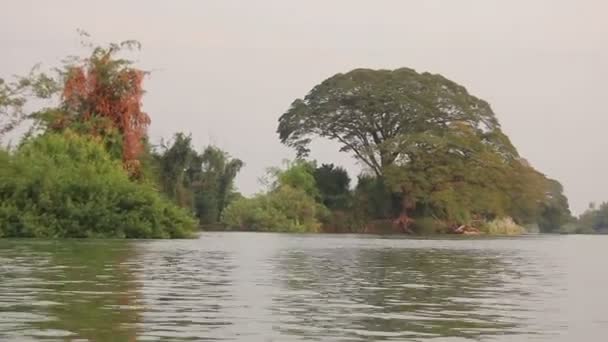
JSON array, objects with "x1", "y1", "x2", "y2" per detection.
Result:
[{"x1": 2, "y1": 0, "x2": 606, "y2": 214}]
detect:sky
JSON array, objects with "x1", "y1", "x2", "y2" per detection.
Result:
[{"x1": 1, "y1": 0, "x2": 606, "y2": 214}]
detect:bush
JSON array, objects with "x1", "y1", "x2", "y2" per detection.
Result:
[
  {"x1": 320, "y1": 211, "x2": 362, "y2": 233},
  {"x1": 220, "y1": 196, "x2": 271, "y2": 231},
  {"x1": 221, "y1": 185, "x2": 324, "y2": 232},
  {"x1": 480, "y1": 217, "x2": 526, "y2": 235},
  {"x1": 0, "y1": 133, "x2": 197, "y2": 238}
]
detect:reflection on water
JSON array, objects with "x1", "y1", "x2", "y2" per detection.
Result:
[
  {"x1": 273, "y1": 248, "x2": 522, "y2": 340},
  {"x1": 0, "y1": 241, "x2": 139, "y2": 341},
  {"x1": 1, "y1": 233, "x2": 607, "y2": 341}
]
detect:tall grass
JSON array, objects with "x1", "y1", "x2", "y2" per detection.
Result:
[{"x1": 482, "y1": 217, "x2": 526, "y2": 235}]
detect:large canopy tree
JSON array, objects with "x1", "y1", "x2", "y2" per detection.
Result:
[
  {"x1": 278, "y1": 68, "x2": 569, "y2": 227},
  {"x1": 278, "y1": 68, "x2": 516, "y2": 177}
]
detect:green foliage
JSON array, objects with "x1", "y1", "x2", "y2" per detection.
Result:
[
  {"x1": 558, "y1": 222, "x2": 588, "y2": 234},
  {"x1": 577, "y1": 202, "x2": 608, "y2": 233},
  {"x1": 35, "y1": 112, "x2": 125, "y2": 159},
  {"x1": 219, "y1": 196, "x2": 262, "y2": 230},
  {"x1": 320, "y1": 210, "x2": 361, "y2": 233},
  {"x1": 313, "y1": 164, "x2": 351, "y2": 210},
  {"x1": 537, "y1": 179, "x2": 572, "y2": 232},
  {"x1": 153, "y1": 134, "x2": 244, "y2": 225},
  {"x1": 479, "y1": 217, "x2": 526, "y2": 235},
  {"x1": 382, "y1": 124, "x2": 548, "y2": 225},
  {"x1": 277, "y1": 67, "x2": 561, "y2": 229},
  {"x1": 352, "y1": 175, "x2": 398, "y2": 221},
  {"x1": 221, "y1": 186, "x2": 324, "y2": 232},
  {"x1": 266, "y1": 160, "x2": 319, "y2": 198},
  {"x1": 278, "y1": 68, "x2": 511, "y2": 176},
  {"x1": 0, "y1": 133, "x2": 197, "y2": 238},
  {"x1": 0, "y1": 67, "x2": 59, "y2": 139},
  {"x1": 4, "y1": 53, "x2": 580, "y2": 236},
  {"x1": 221, "y1": 159, "x2": 327, "y2": 232},
  {"x1": 154, "y1": 133, "x2": 199, "y2": 208},
  {"x1": 197, "y1": 146, "x2": 244, "y2": 223}
]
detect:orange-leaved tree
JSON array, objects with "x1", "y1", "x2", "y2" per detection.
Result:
[{"x1": 59, "y1": 40, "x2": 150, "y2": 177}]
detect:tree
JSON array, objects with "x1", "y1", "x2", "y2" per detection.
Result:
[
  {"x1": 382, "y1": 123, "x2": 553, "y2": 226},
  {"x1": 195, "y1": 146, "x2": 244, "y2": 224},
  {"x1": 352, "y1": 175, "x2": 398, "y2": 221},
  {"x1": 221, "y1": 186, "x2": 323, "y2": 232},
  {"x1": 0, "y1": 68, "x2": 58, "y2": 140},
  {"x1": 28, "y1": 39, "x2": 150, "y2": 177},
  {"x1": 221, "y1": 159, "x2": 329, "y2": 232},
  {"x1": 265, "y1": 160, "x2": 319, "y2": 198},
  {"x1": 578, "y1": 202, "x2": 608, "y2": 233},
  {"x1": 537, "y1": 179, "x2": 572, "y2": 232},
  {"x1": 313, "y1": 164, "x2": 351, "y2": 210},
  {"x1": 278, "y1": 68, "x2": 514, "y2": 177},
  {"x1": 382, "y1": 126, "x2": 494, "y2": 223},
  {"x1": 0, "y1": 78, "x2": 25, "y2": 138},
  {"x1": 154, "y1": 133, "x2": 199, "y2": 208},
  {"x1": 2, "y1": 34, "x2": 150, "y2": 177},
  {"x1": 278, "y1": 68, "x2": 557, "y2": 229},
  {"x1": 153, "y1": 135, "x2": 244, "y2": 225}
]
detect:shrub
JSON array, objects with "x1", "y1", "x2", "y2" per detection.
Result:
[
  {"x1": 0, "y1": 133, "x2": 197, "y2": 238},
  {"x1": 480, "y1": 217, "x2": 526, "y2": 235},
  {"x1": 221, "y1": 185, "x2": 324, "y2": 232},
  {"x1": 320, "y1": 211, "x2": 362, "y2": 233}
]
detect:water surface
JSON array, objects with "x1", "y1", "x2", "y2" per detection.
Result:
[{"x1": 1, "y1": 233, "x2": 607, "y2": 341}]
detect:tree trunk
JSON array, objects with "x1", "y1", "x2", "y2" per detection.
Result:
[{"x1": 394, "y1": 187, "x2": 415, "y2": 234}]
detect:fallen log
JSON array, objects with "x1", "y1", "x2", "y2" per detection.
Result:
[{"x1": 449, "y1": 224, "x2": 481, "y2": 235}]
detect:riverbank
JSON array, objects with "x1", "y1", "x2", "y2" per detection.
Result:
[{"x1": 202, "y1": 216, "x2": 528, "y2": 236}]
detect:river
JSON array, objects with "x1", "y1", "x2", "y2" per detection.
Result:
[{"x1": 1, "y1": 233, "x2": 607, "y2": 341}]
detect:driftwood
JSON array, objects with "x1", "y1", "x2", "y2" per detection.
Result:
[{"x1": 450, "y1": 224, "x2": 481, "y2": 235}]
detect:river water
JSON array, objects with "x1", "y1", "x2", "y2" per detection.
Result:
[{"x1": 0, "y1": 233, "x2": 607, "y2": 341}]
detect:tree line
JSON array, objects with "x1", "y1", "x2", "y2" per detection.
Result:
[{"x1": 0, "y1": 38, "x2": 603, "y2": 237}]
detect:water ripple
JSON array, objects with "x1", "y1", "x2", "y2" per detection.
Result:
[{"x1": 1, "y1": 234, "x2": 608, "y2": 341}]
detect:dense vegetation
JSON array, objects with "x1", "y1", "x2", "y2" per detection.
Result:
[
  {"x1": 0, "y1": 39, "x2": 197, "y2": 238},
  {"x1": 0, "y1": 133, "x2": 195, "y2": 238},
  {"x1": 0, "y1": 38, "x2": 602, "y2": 236}
]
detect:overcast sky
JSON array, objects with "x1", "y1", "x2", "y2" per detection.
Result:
[{"x1": 2, "y1": 0, "x2": 606, "y2": 214}]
